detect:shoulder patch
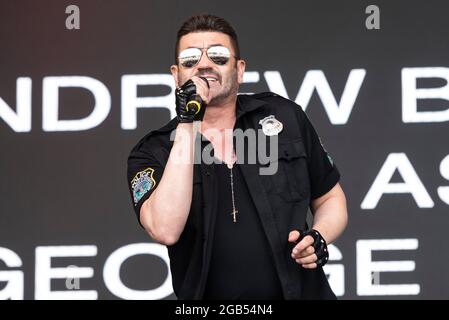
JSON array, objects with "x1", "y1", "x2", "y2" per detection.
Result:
[{"x1": 131, "y1": 167, "x2": 156, "y2": 205}]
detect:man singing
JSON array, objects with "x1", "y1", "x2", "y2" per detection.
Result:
[{"x1": 127, "y1": 13, "x2": 348, "y2": 300}]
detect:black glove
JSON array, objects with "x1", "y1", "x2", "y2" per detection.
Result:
[
  {"x1": 175, "y1": 77, "x2": 209, "y2": 123},
  {"x1": 293, "y1": 229, "x2": 329, "y2": 267}
]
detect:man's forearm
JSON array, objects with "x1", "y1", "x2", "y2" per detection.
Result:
[
  {"x1": 311, "y1": 192, "x2": 348, "y2": 245},
  {"x1": 140, "y1": 122, "x2": 199, "y2": 245}
]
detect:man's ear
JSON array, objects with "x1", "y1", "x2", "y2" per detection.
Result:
[
  {"x1": 170, "y1": 65, "x2": 179, "y2": 88},
  {"x1": 236, "y1": 59, "x2": 246, "y2": 84}
]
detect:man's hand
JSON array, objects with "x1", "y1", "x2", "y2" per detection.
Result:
[
  {"x1": 190, "y1": 76, "x2": 210, "y2": 104},
  {"x1": 288, "y1": 229, "x2": 329, "y2": 269},
  {"x1": 175, "y1": 76, "x2": 209, "y2": 123}
]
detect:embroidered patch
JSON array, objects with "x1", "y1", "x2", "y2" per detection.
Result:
[
  {"x1": 258, "y1": 115, "x2": 283, "y2": 136},
  {"x1": 131, "y1": 168, "x2": 156, "y2": 205}
]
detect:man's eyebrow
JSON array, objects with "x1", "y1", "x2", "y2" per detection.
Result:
[{"x1": 186, "y1": 43, "x2": 224, "y2": 49}]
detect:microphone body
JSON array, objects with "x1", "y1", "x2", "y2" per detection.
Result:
[
  {"x1": 186, "y1": 94, "x2": 203, "y2": 115},
  {"x1": 175, "y1": 77, "x2": 209, "y2": 122}
]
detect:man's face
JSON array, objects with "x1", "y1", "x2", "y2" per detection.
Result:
[{"x1": 171, "y1": 31, "x2": 246, "y2": 106}]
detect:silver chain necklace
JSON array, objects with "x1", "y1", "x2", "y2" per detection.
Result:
[{"x1": 227, "y1": 159, "x2": 238, "y2": 223}]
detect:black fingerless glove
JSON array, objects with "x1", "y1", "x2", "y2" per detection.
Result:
[
  {"x1": 294, "y1": 229, "x2": 329, "y2": 267},
  {"x1": 175, "y1": 78, "x2": 208, "y2": 123}
]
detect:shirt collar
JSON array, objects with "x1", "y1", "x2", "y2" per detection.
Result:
[{"x1": 236, "y1": 94, "x2": 268, "y2": 119}]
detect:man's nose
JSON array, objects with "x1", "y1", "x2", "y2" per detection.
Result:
[{"x1": 196, "y1": 49, "x2": 214, "y2": 69}]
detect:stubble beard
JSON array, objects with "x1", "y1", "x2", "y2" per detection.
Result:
[
  {"x1": 178, "y1": 68, "x2": 239, "y2": 107},
  {"x1": 208, "y1": 68, "x2": 239, "y2": 106}
]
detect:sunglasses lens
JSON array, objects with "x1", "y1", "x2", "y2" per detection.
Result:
[
  {"x1": 207, "y1": 46, "x2": 231, "y2": 65},
  {"x1": 178, "y1": 48, "x2": 202, "y2": 68}
]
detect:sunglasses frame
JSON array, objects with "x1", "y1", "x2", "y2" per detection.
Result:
[{"x1": 177, "y1": 45, "x2": 237, "y2": 68}]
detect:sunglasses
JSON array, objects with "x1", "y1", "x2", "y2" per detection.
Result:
[{"x1": 178, "y1": 45, "x2": 233, "y2": 68}]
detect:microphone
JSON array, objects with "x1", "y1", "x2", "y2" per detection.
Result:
[
  {"x1": 186, "y1": 94, "x2": 203, "y2": 115},
  {"x1": 186, "y1": 77, "x2": 209, "y2": 114}
]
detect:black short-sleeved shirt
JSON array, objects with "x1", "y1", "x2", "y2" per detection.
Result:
[
  {"x1": 127, "y1": 92, "x2": 340, "y2": 299},
  {"x1": 203, "y1": 161, "x2": 284, "y2": 300}
]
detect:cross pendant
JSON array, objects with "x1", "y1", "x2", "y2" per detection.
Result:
[{"x1": 231, "y1": 209, "x2": 238, "y2": 223}]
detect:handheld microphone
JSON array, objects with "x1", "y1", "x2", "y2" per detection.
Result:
[
  {"x1": 186, "y1": 77, "x2": 209, "y2": 114},
  {"x1": 185, "y1": 94, "x2": 203, "y2": 115}
]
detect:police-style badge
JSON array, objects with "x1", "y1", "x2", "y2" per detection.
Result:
[
  {"x1": 259, "y1": 115, "x2": 283, "y2": 136},
  {"x1": 131, "y1": 167, "x2": 156, "y2": 205}
]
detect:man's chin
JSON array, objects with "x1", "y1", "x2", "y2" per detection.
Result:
[
  {"x1": 208, "y1": 93, "x2": 230, "y2": 106},
  {"x1": 207, "y1": 87, "x2": 238, "y2": 106}
]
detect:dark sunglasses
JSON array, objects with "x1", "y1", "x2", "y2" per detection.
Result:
[{"x1": 178, "y1": 45, "x2": 234, "y2": 68}]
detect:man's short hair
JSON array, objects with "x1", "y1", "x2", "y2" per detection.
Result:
[{"x1": 175, "y1": 13, "x2": 240, "y2": 64}]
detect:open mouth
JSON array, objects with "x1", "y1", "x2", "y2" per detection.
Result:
[{"x1": 200, "y1": 75, "x2": 220, "y2": 84}]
